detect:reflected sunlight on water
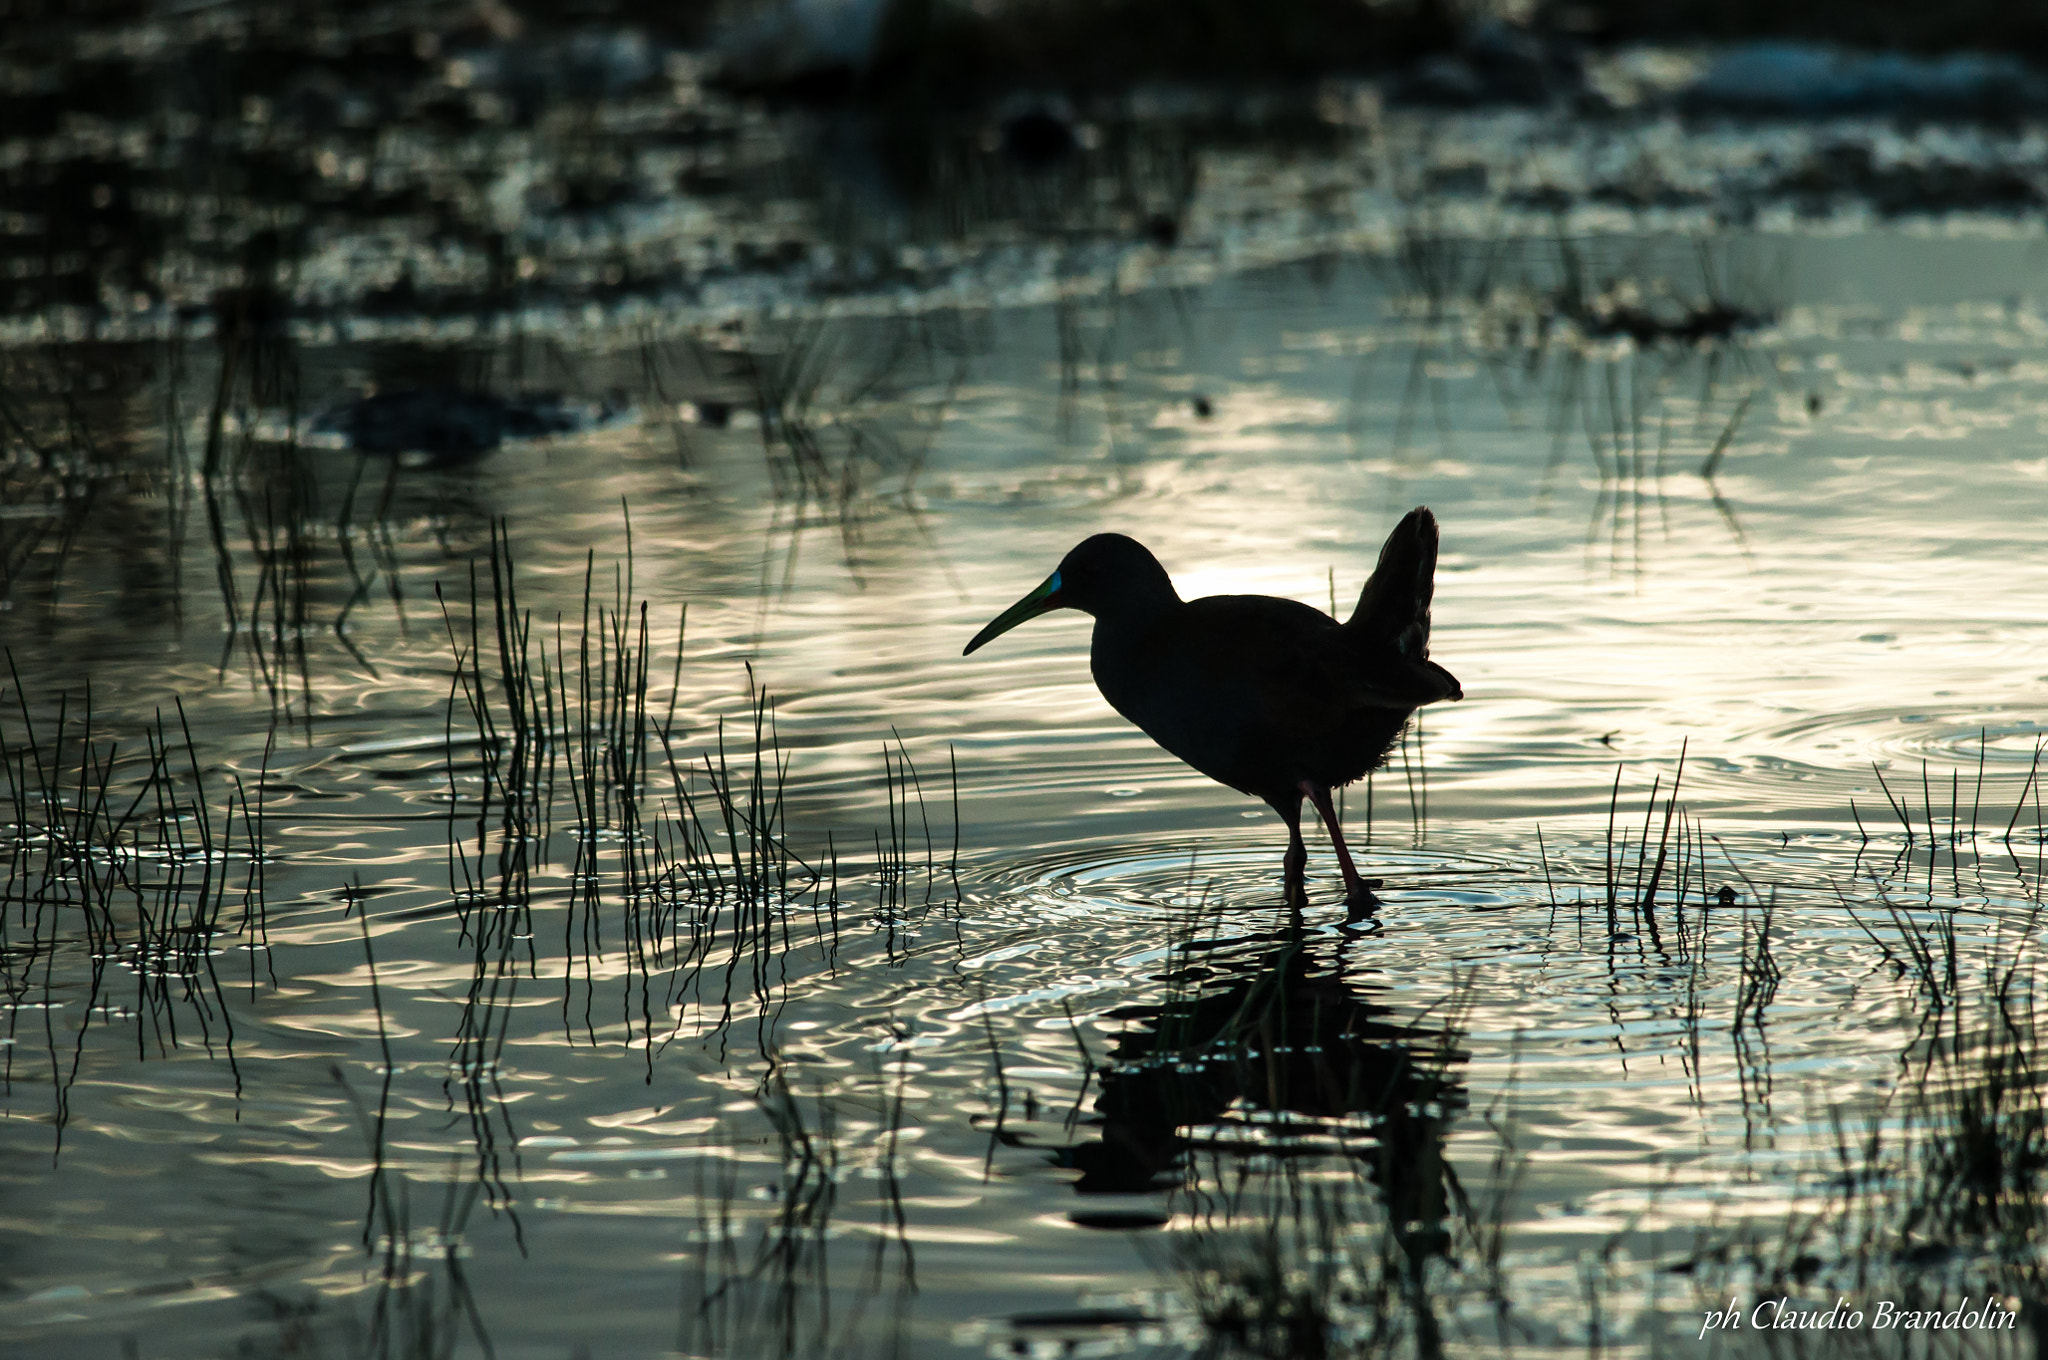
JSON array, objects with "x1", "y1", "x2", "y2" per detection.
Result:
[{"x1": 4, "y1": 132, "x2": 2048, "y2": 1360}]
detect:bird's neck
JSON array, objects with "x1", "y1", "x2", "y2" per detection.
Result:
[
  {"x1": 1086, "y1": 575, "x2": 1180, "y2": 631},
  {"x1": 1086, "y1": 586, "x2": 1180, "y2": 723}
]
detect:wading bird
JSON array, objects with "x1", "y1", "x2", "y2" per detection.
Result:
[{"x1": 964, "y1": 508, "x2": 1462, "y2": 912}]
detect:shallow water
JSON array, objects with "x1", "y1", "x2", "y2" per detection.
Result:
[{"x1": 6, "y1": 34, "x2": 2048, "y2": 1359}]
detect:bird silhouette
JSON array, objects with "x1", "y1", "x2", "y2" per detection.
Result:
[{"x1": 965, "y1": 507, "x2": 1462, "y2": 912}]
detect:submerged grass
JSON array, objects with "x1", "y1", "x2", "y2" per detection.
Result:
[
  {"x1": 412, "y1": 507, "x2": 968, "y2": 1314},
  {"x1": 437, "y1": 516, "x2": 960, "y2": 1077},
  {"x1": 1139, "y1": 752, "x2": 2048, "y2": 1360},
  {"x1": 0, "y1": 654, "x2": 268, "y2": 1135},
  {"x1": 1603, "y1": 750, "x2": 2048, "y2": 1355}
]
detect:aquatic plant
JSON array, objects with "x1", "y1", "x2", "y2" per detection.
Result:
[{"x1": 0, "y1": 661, "x2": 267, "y2": 1137}]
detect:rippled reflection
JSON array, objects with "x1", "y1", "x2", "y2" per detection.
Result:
[
  {"x1": 1027, "y1": 923, "x2": 1470, "y2": 1201},
  {"x1": 7, "y1": 27, "x2": 2048, "y2": 1352}
]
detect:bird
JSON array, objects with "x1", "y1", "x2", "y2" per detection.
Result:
[{"x1": 964, "y1": 508, "x2": 1462, "y2": 913}]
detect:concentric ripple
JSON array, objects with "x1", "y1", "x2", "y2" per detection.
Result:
[
  {"x1": 1697, "y1": 705, "x2": 2047, "y2": 807},
  {"x1": 970, "y1": 829, "x2": 1532, "y2": 923}
]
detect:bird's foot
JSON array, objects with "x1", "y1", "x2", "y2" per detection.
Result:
[{"x1": 1343, "y1": 878, "x2": 1384, "y2": 923}]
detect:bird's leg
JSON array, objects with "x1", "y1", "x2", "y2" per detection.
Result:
[
  {"x1": 1271, "y1": 793, "x2": 1309, "y2": 916},
  {"x1": 1300, "y1": 780, "x2": 1382, "y2": 915}
]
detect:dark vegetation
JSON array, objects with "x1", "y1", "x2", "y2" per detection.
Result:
[
  {"x1": 748, "y1": 0, "x2": 1460, "y2": 104},
  {"x1": 0, "y1": 669, "x2": 265, "y2": 1137},
  {"x1": 1544, "y1": 0, "x2": 2048, "y2": 63},
  {"x1": 1771, "y1": 144, "x2": 2047, "y2": 218}
]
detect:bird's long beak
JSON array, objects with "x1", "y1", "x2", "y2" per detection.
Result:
[{"x1": 963, "y1": 570, "x2": 1064, "y2": 655}]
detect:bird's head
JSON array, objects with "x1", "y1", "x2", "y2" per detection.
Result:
[{"x1": 962, "y1": 533, "x2": 1176, "y2": 655}]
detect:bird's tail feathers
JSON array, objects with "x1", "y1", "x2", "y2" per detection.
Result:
[{"x1": 1347, "y1": 506, "x2": 1438, "y2": 656}]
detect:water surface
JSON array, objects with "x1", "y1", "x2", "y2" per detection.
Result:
[{"x1": 4, "y1": 41, "x2": 2048, "y2": 1358}]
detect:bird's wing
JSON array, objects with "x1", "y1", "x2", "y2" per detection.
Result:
[
  {"x1": 1110, "y1": 597, "x2": 1452, "y2": 797},
  {"x1": 1179, "y1": 597, "x2": 1441, "y2": 715}
]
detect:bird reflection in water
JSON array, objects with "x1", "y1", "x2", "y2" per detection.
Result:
[{"x1": 1007, "y1": 922, "x2": 1470, "y2": 1357}]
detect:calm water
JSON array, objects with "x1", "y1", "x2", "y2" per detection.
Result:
[{"x1": 5, "y1": 33, "x2": 2048, "y2": 1358}]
